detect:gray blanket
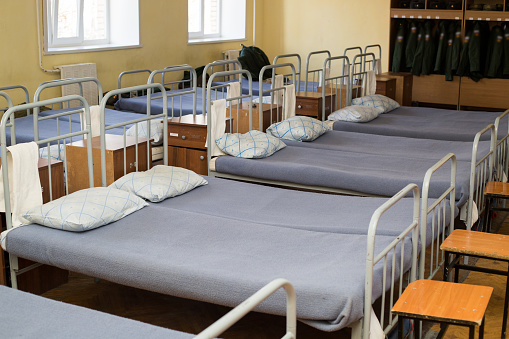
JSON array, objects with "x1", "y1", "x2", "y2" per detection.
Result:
[
  {"x1": 284, "y1": 130, "x2": 491, "y2": 162},
  {"x1": 166, "y1": 177, "x2": 454, "y2": 246},
  {"x1": 332, "y1": 106, "x2": 504, "y2": 141},
  {"x1": 214, "y1": 146, "x2": 470, "y2": 207},
  {"x1": 0, "y1": 285, "x2": 193, "y2": 338},
  {"x1": 4, "y1": 198, "x2": 414, "y2": 331}
]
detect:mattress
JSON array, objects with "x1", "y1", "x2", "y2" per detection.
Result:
[
  {"x1": 332, "y1": 106, "x2": 505, "y2": 141},
  {"x1": 38, "y1": 107, "x2": 148, "y2": 127},
  {"x1": 0, "y1": 285, "x2": 194, "y2": 339},
  {"x1": 2, "y1": 178, "x2": 415, "y2": 331},
  {"x1": 214, "y1": 145, "x2": 470, "y2": 207},
  {"x1": 283, "y1": 130, "x2": 491, "y2": 162}
]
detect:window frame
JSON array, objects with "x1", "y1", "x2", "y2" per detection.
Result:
[
  {"x1": 47, "y1": 0, "x2": 110, "y2": 48},
  {"x1": 188, "y1": 0, "x2": 222, "y2": 41}
]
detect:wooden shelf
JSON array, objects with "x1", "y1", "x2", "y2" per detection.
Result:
[
  {"x1": 390, "y1": 9, "x2": 463, "y2": 20},
  {"x1": 412, "y1": 74, "x2": 460, "y2": 106},
  {"x1": 464, "y1": 10, "x2": 509, "y2": 21}
]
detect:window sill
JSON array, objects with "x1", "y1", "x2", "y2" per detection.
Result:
[
  {"x1": 187, "y1": 37, "x2": 247, "y2": 45},
  {"x1": 45, "y1": 43, "x2": 143, "y2": 55}
]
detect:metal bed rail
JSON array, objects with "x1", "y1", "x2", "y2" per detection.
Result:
[
  {"x1": 196, "y1": 278, "x2": 297, "y2": 339},
  {"x1": 420, "y1": 153, "x2": 457, "y2": 281},
  {"x1": 35, "y1": 77, "x2": 103, "y2": 110},
  {"x1": 273, "y1": 53, "x2": 302, "y2": 91},
  {"x1": 321, "y1": 55, "x2": 351, "y2": 121},
  {"x1": 360, "y1": 183, "x2": 420, "y2": 339},
  {"x1": 466, "y1": 124, "x2": 496, "y2": 230},
  {"x1": 0, "y1": 91, "x2": 15, "y2": 146},
  {"x1": 0, "y1": 95, "x2": 95, "y2": 290},
  {"x1": 100, "y1": 83, "x2": 169, "y2": 187},
  {"x1": 351, "y1": 53, "x2": 377, "y2": 99},
  {"x1": 147, "y1": 65, "x2": 198, "y2": 118},
  {"x1": 118, "y1": 69, "x2": 152, "y2": 94},
  {"x1": 494, "y1": 109, "x2": 509, "y2": 182},
  {"x1": 364, "y1": 44, "x2": 382, "y2": 74},
  {"x1": 304, "y1": 50, "x2": 331, "y2": 92},
  {"x1": 258, "y1": 63, "x2": 297, "y2": 127},
  {"x1": 206, "y1": 69, "x2": 253, "y2": 175},
  {"x1": 202, "y1": 60, "x2": 244, "y2": 116},
  {"x1": 0, "y1": 85, "x2": 30, "y2": 116}
]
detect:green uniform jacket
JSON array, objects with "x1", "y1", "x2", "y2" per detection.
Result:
[
  {"x1": 434, "y1": 21, "x2": 448, "y2": 73},
  {"x1": 444, "y1": 22, "x2": 456, "y2": 81},
  {"x1": 503, "y1": 25, "x2": 509, "y2": 76},
  {"x1": 468, "y1": 21, "x2": 484, "y2": 82},
  {"x1": 405, "y1": 21, "x2": 419, "y2": 68},
  {"x1": 451, "y1": 22, "x2": 462, "y2": 73},
  {"x1": 421, "y1": 20, "x2": 436, "y2": 75},
  {"x1": 457, "y1": 28, "x2": 472, "y2": 77},
  {"x1": 485, "y1": 25, "x2": 504, "y2": 78},
  {"x1": 392, "y1": 20, "x2": 407, "y2": 73},
  {"x1": 411, "y1": 23, "x2": 425, "y2": 76}
]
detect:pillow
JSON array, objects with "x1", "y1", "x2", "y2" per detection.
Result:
[
  {"x1": 110, "y1": 165, "x2": 208, "y2": 202},
  {"x1": 216, "y1": 130, "x2": 286, "y2": 158},
  {"x1": 352, "y1": 94, "x2": 400, "y2": 113},
  {"x1": 126, "y1": 119, "x2": 164, "y2": 145},
  {"x1": 266, "y1": 116, "x2": 331, "y2": 142},
  {"x1": 327, "y1": 105, "x2": 380, "y2": 123},
  {"x1": 22, "y1": 187, "x2": 147, "y2": 232},
  {"x1": 39, "y1": 144, "x2": 66, "y2": 161}
]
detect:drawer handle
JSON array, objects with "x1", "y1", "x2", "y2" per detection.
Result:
[
  {"x1": 297, "y1": 105, "x2": 302, "y2": 109},
  {"x1": 182, "y1": 136, "x2": 186, "y2": 140},
  {"x1": 130, "y1": 162, "x2": 137, "y2": 168},
  {"x1": 200, "y1": 156, "x2": 205, "y2": 160}
]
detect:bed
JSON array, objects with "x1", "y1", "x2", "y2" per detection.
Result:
[
  {"x1": 0, "y1": 95, "x2": 456, "y2": 339},
  {"x1": 0, "y1": 278, "x2": 296, "y2": 339}
]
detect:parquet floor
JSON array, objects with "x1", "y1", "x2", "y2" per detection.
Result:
[{"x1": 38, "y1": 214, "x2": 509, "y2": 339}]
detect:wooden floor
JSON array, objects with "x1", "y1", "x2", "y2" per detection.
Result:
[{"x1": 33, "y1": 214, "x2": 509, "y2": 338}]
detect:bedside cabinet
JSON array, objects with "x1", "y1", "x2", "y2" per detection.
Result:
[
  {"x1": 380, "y1": 72, "x2": 413, "y2": 106},
  {"x1": 375, "y1": 76, "x2": 397, "y2": 100},
  {"x1": 296, "y1": 91, "x2": 336, "y2": 120}
]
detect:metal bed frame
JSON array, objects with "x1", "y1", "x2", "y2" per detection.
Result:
[
  {"x1": 273, "y1": 53, "x2": 302, "y2": 91},
  {"x1": 364, "y1": 44, "x2": 382, "y2": 74},
  {"x1": 204, "y1": 69, "x2": 458, "y2": 338},
  {"x1": 350, "y1": 52, "x2": 378, "y2": 98},
  {"x1": 303, "y1": 50, "x2": 331, "y2": 92},
  {"x1": 320, "y1": 55, "x2": 352, "y2": 120}
]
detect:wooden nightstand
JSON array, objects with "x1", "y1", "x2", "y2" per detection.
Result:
[
  {"x1": 380, "y1": 72, "x2": 413, "y2": 106},
  {"x1": 0, "y1": 158, "x2": 68, "y2": 294},
  {"x1": 66, "y1": 134, "x2": 151, "y2": 193},
  {"x1": 295, "y1": 91, "x2": 336, "y2": 121},
  {"x1": 227, "y1": 102, "x2": 282, "y2": 134},
  {"x1": 375, "y1": 75, "x2": 397, "y2": 101}
]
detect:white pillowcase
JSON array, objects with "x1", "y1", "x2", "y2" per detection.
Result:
[
  {"x1": 39, "y1": 144, "x2": 67, "y2": 161},
  {"x1": 216, "y1": 130, "x2": 286, "y2": 158},
  {"x1": 327, "y1": 105, "x2": 381, "y2": 123},
  {"x1": 352, "y1": 94, "x2": 400, "y2": 113},
  {"x1": 22, "y1": 187, "x2": 147, "y2": 232},
  {"x1": 266, "y1": 116, "x2": 331, "y2": 141},
  {"x1": 126, "y1": 119, "x2": 164, "y2": 145},
  {"x1": 110, "y1": 165, "x2": 208, "y2": 202}
]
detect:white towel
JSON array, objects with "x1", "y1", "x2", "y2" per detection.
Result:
[
  {"x1": 274, "y1": 74, "x2": 284, "y2": 106},
  {"x1": 0, "y1": 142, "x2": 42, "y2": 227},
  {"x1": 206, "y1": 99, "x2": 227, "y2": 157},
  {"x1": 80, "y1": 105, "x2": 101, "y2": 139},
  {"x1": 284, "y1": 84, "x2": 296, "y2": 120},
  {"x1": 375, "y1": 58, "x2": 382, "y2": 75},
  {"x1": 369, "y1": 307, "x2": 385, "y2": 339},
  {"x1": 363, "y1": 70, "x2": 377, "y2": 96},
  {"x1": 227, "y1": 81, "x2": 241, "y2": 108}
]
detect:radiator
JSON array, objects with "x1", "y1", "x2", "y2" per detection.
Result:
[{"x1": 55, "y1": 63, "x2": 98, "y2": 107}]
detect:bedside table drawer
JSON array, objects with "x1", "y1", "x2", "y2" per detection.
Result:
[
  {"x1": 296, "y1": 99, "x2": 319, "y2": 117},
  {"x1": 168, "y1": 146, "x2": 208, "y2": 175},
  {"x1": 168, "y1": 123, "x2": 206, "y2": 150}
]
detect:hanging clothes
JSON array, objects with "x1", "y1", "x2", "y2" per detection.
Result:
[
  {"x1": 421, "y1": 20, "x2": 436, "y2": 75},
  {"x1": 444, "y1": 22, "x2": 456, "y2": 81},
  {"x1": 503, "y1": 24, "x2": 509, "y2": 76},
  {"x1": 411, "y1": 22, "x2": 425, "y2": 76},
  {"x1": 405, "y1": 21, "x2": 419, "y2": 69},
  {"x1": 451, "y1": 22, "x2": 462, "y2": 74},
  {"x1": 457, "y1": 27, "x2": 472, "y2": 77},
  {"x1": 391, "y1": 20, "x2": 407, "y2": 73},
  {"x1": 434, "y1": 20, "x2": 449, "y2": 74},
  {"x1": 485, "y1": 25, "x2": 504, "y2": 78},
  {"x1": 468, "y1": 21, "x2": 484, "y2": 82}
]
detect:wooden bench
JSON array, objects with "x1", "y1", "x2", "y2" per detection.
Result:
[{"x1": 392, "y1": 279, "x2": 492, "y2": 339}]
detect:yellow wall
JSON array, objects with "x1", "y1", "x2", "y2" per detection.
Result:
[
  {"x1": 259, "y1": 0, "x2": 391, "y2": 75},
  {"x1": 0, "y1": 0, "x2": 256, "y2": 105},
  {"x1": 0, "y1": 0, "x2": 390, "y2": 106}
]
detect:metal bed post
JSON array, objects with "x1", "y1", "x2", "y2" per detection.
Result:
[
  {"x1": 1, "y1": 95, "x2": 95, "y2": 289},
  {"x1": 351, "y1": 53, "x2": 376, "y2": 98},
  {"x1": 304, "y1": 50, "x2": 331, "y2": 92},
  {"x1": 321, "y1": 56, "x2": 350, "y2": 121},
  {"x1": 0, "y1": 92, "x2": 15, "y2": 146},
  {"x1": 206, "y1": 69, "x2": 253, "y2": 176},
  {"x1": 0, "y1": 85, "x2": 30, "y2": 117},
  {"x1": 273, "y1": 54, "x2": 302, "y2": 93},
  {"x1": 100, "y1": 83, "x2": 169, "y2": 188},
  {"x1": 364, "y1": 44, "x2": 382, "y2": 74},
  {"x1": 202, "y1": 60, "x2": 243, "y2": 116}
]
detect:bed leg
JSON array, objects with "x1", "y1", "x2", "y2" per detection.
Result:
[
  {"x1": 9, "y1": 254, "x2": 18, "y2": 290},
  {"x1": 350, "y1": 320, "x2": 363, "y2": 339}
]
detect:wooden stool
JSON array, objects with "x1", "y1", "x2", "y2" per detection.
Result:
[
  {"x1": 392, "y1": 280, "x2": 492, "y2": 339},
  {"x1": 441, "y1": 229, "x2": 509, "y2": 338},
  {"x1": 484, "y1": 181, "x2": 509, "y2": 232}
]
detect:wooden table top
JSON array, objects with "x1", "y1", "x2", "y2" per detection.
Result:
[
  {"x1": 440, "y1": 229, "x2": 509, "y2": 260},
  {"x1": 392, "y1": 280, "x2": 492, "y2": 326},
  {"x1": 484, "y1": 181, "x2": 509, "y2": 199}
]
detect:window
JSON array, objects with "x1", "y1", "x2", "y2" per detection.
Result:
[
  {"x1": 44, "y1": 0, "x2": 140, "y2": 54},
  {"x1": 188, "y1": 0, "x2": 246, "y2": 44}
]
